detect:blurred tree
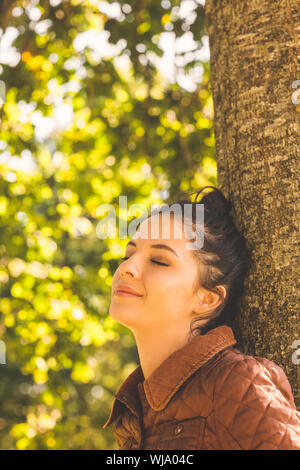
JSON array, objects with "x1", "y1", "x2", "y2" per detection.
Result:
[
  {"x1": 205, "y1": 0, "x2": 300, "y2": 409},
  {"x1": 0, "y1": 0, "x2": 216, "y2": 449}
]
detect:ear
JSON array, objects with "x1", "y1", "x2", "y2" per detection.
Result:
[{"x1": 192, "y1": 285, "x2": 226, "y2": 315}]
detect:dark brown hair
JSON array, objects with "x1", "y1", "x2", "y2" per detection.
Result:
[{"x1": 152, "y1": 185, "x2": 250, "y2": 337}]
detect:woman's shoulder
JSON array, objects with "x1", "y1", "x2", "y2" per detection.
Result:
[
  {"x1": 214, "y1": 345, "x2": 288, "y2": 375},
  {"x1": 202, "y1": 345, "x2": 297, "y2": 410},
  {"x1": 199, "y1": 346, "x2": 300, "y2": 449}
]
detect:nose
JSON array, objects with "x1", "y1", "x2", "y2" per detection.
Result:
[{"x1": 118, "y1": 257, "x2": 137, "y2": 279}]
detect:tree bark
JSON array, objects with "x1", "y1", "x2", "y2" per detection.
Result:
[{"x1": 205, "y1": 0, "x2": 300, "y2": 409}]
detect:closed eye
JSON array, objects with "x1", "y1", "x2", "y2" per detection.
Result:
[{"x1": 119, "y1": 257, "x2": 169, "y2": 267}]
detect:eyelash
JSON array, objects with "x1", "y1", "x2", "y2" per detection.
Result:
[{"x1": 119, "y1": 257, "x2": 169, "y2": 267}]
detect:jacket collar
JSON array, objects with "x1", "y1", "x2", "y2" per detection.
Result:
[{"x1": 103, "y1": 325, "x2": 236, "y2": 428}]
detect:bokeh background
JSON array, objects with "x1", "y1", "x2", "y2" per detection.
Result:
[{"x1": 0, "y1": 0, "x2": 217, "y2": 449}]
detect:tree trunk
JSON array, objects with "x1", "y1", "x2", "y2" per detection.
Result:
[{"x1": 205, "y1": 0, "x2": 300, "y2": 410}]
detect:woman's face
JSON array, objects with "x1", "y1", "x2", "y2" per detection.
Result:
[{"x1": 109, "y1": 212, "x2": 207, "y2": 339}]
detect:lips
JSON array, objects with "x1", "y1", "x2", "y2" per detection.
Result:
[{"x1": 114, "y1": 285, "x2": 143, "y2": 297}]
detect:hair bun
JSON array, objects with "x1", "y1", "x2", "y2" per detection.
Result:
[{"x1": 193, "y1": 186, "x2": 233, "y2": 217}]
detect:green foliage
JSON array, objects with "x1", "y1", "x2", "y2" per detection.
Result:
[{"x1": 0, "y1": 0, "x2": 216, "y2": 449}]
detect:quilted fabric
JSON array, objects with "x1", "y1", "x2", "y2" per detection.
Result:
[{"x1": 103, "y1": 325, "x2": 300, "y2": 450}]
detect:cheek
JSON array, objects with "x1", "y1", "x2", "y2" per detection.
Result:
[{"x1": 146, "y1": 270, "x2": 192, "y2": 303}]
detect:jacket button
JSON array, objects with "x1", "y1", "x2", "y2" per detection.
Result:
[{"x1": 174, "y1": 424, "x2": 183, "y2": 435}]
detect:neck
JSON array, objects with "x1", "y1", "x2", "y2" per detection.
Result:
[{"x1": 133, "y1": 328, "x2": 191, "y2": 380}]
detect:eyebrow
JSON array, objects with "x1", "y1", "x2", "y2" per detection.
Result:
[{"x1": 126, "y1": 241, "x2": 179, "y2": 258}]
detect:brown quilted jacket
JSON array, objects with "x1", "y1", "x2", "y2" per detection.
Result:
[{"x1": 103, "y1": 325, "x2": 300, "y2": 450}]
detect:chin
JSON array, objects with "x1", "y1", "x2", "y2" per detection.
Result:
[
  {"x1": 109, "y1": 303, "x2": 143, "y2": 329},
  {"x1": 109, "y1": 303, "x2": 133, "y2": 323}
]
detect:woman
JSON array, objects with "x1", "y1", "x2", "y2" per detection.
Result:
[{"x1": 103, "y1": 186, "x2": 300, "y2": 450}]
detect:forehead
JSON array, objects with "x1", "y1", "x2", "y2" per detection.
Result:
[{"x1": 132, "y1": 213, "x2": 186, "y2": 247}]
